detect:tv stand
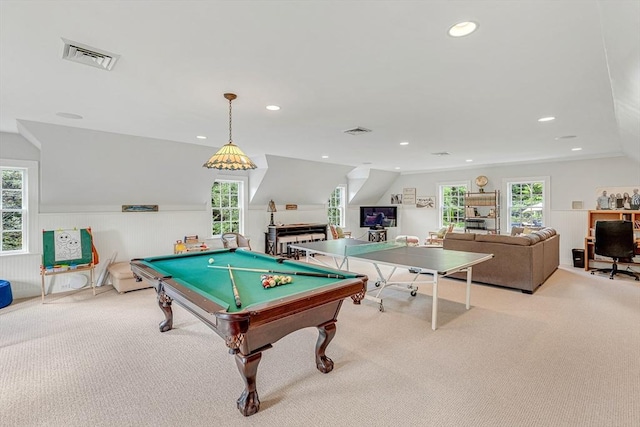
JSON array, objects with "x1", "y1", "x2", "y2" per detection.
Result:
[{"x1": 368, "y1": 228, "x2": 387, "y2": 242}]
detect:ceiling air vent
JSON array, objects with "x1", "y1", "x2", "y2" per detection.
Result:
[
  {"x1": 343, "y1": 127, "x2": 372, "y2": 135},
  {"x1": 61, "y1": 38, "x2": 120, "y2": 71},
  {"x1": 431, "y1": 152, "x2": 451, "y2": 156}
]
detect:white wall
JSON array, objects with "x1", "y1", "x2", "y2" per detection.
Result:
[
  {"x1": 2, "y1": 129, "x2": 639, "y2": 299},
  {"x1": 376, "y1": 156, "x2": 639, "y2": 266}
]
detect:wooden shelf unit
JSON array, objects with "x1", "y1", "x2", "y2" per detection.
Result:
[
  {"x1": 464, "y1": 190, "x2": 500, "y2": 234},
  {"x1": 583, "y1": 210, "x2": 640, "y2": 271}
]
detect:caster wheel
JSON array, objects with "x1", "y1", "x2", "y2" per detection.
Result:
[
  {"x1": 410, "y1": 290, "x2": 417, "y2": 297},
  {"x1": 375, "y1": 281, "x2": 381, "y2": 287},
  {"x1": 379, "y1": 304, "x2": 384, "y2": 312}
]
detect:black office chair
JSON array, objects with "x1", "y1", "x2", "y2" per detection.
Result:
[{"x1": 591, "y1": 220, "x2": 639, "y2": 281}]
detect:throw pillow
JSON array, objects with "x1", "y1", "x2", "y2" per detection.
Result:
[
  {"x1": 522, "y1": 227, "x2": 533, "y2": 234},
  {"x1": 436, "y1": 227, "x2": 448, "y2": 238},
  {"x1": 336, "y1": 227, "x2": 345, "y2": 238},
  {"x1": 223, "y1": 235, "x2": 238, "y2": 249}
]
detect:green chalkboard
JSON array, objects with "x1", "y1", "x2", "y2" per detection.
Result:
[{"x1": 42, "y1": 229, "x2": 94, "y2": 267}]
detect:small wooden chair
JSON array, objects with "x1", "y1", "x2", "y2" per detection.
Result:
[
  {"x1": 427, "y1": 224, "x2": 454, "y2": 245},
  {"x1": 329, "y1": 225, "x2": 351, "y2": 239}
]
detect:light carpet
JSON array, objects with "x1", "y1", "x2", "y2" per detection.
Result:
[{"x1": 1, "y1": 261, "x2": 639, "y2": 427}]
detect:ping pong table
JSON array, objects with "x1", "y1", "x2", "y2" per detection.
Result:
[{"x1": 289, "y1": 239, "x2": 493, "y2": 330}]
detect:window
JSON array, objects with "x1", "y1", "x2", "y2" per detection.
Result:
[
  {"x1": 506, "y1": 178, "x2": 547, "y2": 229},
  {"x1": 1, "y1": 160, "x2": 37, "y2": 255},
  {"x1": 1, "y1": 168, "x2": 25, "y2": 252},
  {"x1": 211, "y1": 179, "x2": 245, "y2": 235},
  {"x1": 439, "y1": 182, "x2": 468, "y2": 228},
  {"x1": 328, "y1": 186, "x2": 346, "y2": 226}
]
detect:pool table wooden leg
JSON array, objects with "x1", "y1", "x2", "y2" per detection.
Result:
[
  {"x1": 315, "y1": 321, "x2": 336, "y2": 373},
  {"x1": 157, "y1": 290, "x2": 173, "y2": 333},
  {"x1": 235, "y1": 351, "x2": 262, "y2": 416}
]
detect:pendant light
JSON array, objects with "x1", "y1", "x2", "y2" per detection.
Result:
[{"x1": 203, "y1": 93, "x2": 257, "y2": 170}]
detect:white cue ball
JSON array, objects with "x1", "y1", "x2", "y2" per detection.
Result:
[{"x1": 208, "y1": 258, "x2": 214, "y2": 264}]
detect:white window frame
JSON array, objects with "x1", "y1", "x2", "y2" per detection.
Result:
[
  {"x1": 328, "y1": 185, "x2": 347, "y2": 227},
  {"x1": 211, "y1": 176, "x2": 248, "y2": 236},
  {"x1": 438, "y1": 180, "x2": 470, "y2": 229},
  {"x1": 0, "y1": 159, "x2": 39, "y2": 255},
  {"x1": 503, "y1": 176, "x2": 550, "y2": 230}
]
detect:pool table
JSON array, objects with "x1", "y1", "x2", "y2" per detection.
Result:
[{"x1": 130, "y1": 249, "x2": 367, "y2": 416}]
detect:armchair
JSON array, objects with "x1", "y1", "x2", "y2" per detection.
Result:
[
  {"x1": 221, "y1": 232, "x2": 252, "y2": 250},
  {"x1": 427, "y1": 224, "x2": 454, "y2": 245},
  {"x1": 329, "y1": 225, "x2": 352, "y2": 239}
]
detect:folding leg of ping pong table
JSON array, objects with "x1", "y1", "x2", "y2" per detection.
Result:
[{"x1": 361, "y1": 261, "x2": 473, "y2": 330}]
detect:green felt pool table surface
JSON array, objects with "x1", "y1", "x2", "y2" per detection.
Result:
[{"x1": 136, "y1": 249, "x2": 362, "y2": 313}]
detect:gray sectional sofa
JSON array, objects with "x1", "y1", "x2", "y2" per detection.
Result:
[{"x1": 442, "y1": 227, "x2": 559, "y2": 294}]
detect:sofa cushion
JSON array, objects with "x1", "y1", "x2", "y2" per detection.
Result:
[
  {"x1": 535, "y1": 228, "x2": 556, "y2": 239},
  {"x1": 445, "y1": 232, "x2": 476, "y2": 241},
  {"x1": 511, "y1": 226, "x2": 543, "y2": 236},
  {"x1": 475, "y1": 234, "x2": 532, "y2": 246},
  {"x1": 523, "y1": 233, "x2": 542, "y2": 244}
]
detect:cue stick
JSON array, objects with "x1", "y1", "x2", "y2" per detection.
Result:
[
  {"x1": 207, "y1": 264, "x2": 346, "y2": 279},
  {"x1": 227, "y1": 264, "x2": 242, "y2": 308}
]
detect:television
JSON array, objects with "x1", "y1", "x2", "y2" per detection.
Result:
[{"x1": 359, "y1": 206, "x2": 398, "y2": 228}]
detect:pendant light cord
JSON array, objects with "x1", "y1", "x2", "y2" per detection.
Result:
[{"x1": 228, "y1": 97, "x2": 233, "y2": 143}]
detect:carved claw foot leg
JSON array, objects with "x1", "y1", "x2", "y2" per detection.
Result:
[
  {"x1": 235, "y1": 351, "x2": 262, "y2": 416},
  {"x1": 157, "y1": 290, "x2": 173, "y2": 332},
  {"x1": 315, "y1": 322, "x2": 336, "y2": 373}
]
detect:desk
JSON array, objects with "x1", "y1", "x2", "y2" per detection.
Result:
[
  {"x1": 584, "y1": 236, "x2": 640, "y2": 271},
  {"x1": 368, "y1": 228, "x2": 387, "y2": 242},
  {"x1": 290, "y1": 239, "x2": 493, "y2": 330},
  {"x1": 130, "y1": 249, "x2": 367, "y2": 416}
]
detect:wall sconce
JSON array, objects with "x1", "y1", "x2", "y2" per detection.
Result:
[{"x1": 267, "y1": 200, "x2": 277, "y2": 225}]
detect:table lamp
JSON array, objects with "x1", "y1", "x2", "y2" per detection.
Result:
[{"x1": 267, "y1": 200, "x2": 277, "y2": 225}]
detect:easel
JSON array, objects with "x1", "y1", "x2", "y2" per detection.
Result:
[{"x1": 40, "y1": 228, "x2": 99, "y2": 303}]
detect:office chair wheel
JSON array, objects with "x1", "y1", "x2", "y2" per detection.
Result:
[
  {"x1": 410, "y1": 290, "x2": 417, "y2": 297},
  {"x1": 374, "y1": 281, "x2": 381, "y2": 287},
  {"x1": 378, "y1": 303, "x2": 384, "y2": 312}
]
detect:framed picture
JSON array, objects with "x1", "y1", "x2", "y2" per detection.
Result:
[
  {"x1": 416, "y1": 196, "x2": 435, "y2": 208},
  {"x1": 391, "y1": 194, "x2": 402, "y2": 204},
  {"x1": 122, "y1": 204, "x2": 159, "y2": 212},
  {"x1": 595, "y1": 186, "x2": 640, "y2": 210},
  {"x1": 402, "y1": 188, "x2": 416, "y2": 205}
]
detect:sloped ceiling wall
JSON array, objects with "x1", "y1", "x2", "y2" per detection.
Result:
[
  {"x1": 599, "y1": 1, "x2": 640, "y2": 167},
  {"x1": 348, "y1": 168, "x2": 399, "y2": 206},
  {"x1": 19, "y1": 121, "x2": 217, "y2": 211},
  {"x1": 249, "y1": 155, "x2": 355, "y2": 206}
]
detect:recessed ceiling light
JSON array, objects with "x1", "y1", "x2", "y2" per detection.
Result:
[
  {"x1": 466, "y1": 159, "x2": 473, "y2": 162},
  {"x1": 448, "y1": 21, "x2": 478, "y2": 37},
  {"x1": 196, "y1": 135, "x2": 207, "y2": 140},
  {"x1": 266, "y1": 105, "x2": 280, "y2": 111},
  {"x1": 538, "y1": 116, "x2": 556, "y2": 122},
  {"x1": 321, "y1": 155, "x2": 329, "y2": 159},
  {"x1": 394, "y1": 167, "x2": 401, "y2": 170},
  {"x1": 571, "y1": 147, "x2": 582, "y2": 151},
  {"x1": 400, "y1": 141, "x2": 409, "y2": 146},
  {"x1": 56, "y1": 112, "x2": 83, "y2": 119},
  {"x1": 555, "y1": 135, "x2": 577, "y2": 140}
]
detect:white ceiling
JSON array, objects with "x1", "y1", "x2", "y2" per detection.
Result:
[{"x1": 1, "y1": 1, "x2": 639, "y2": 173}]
